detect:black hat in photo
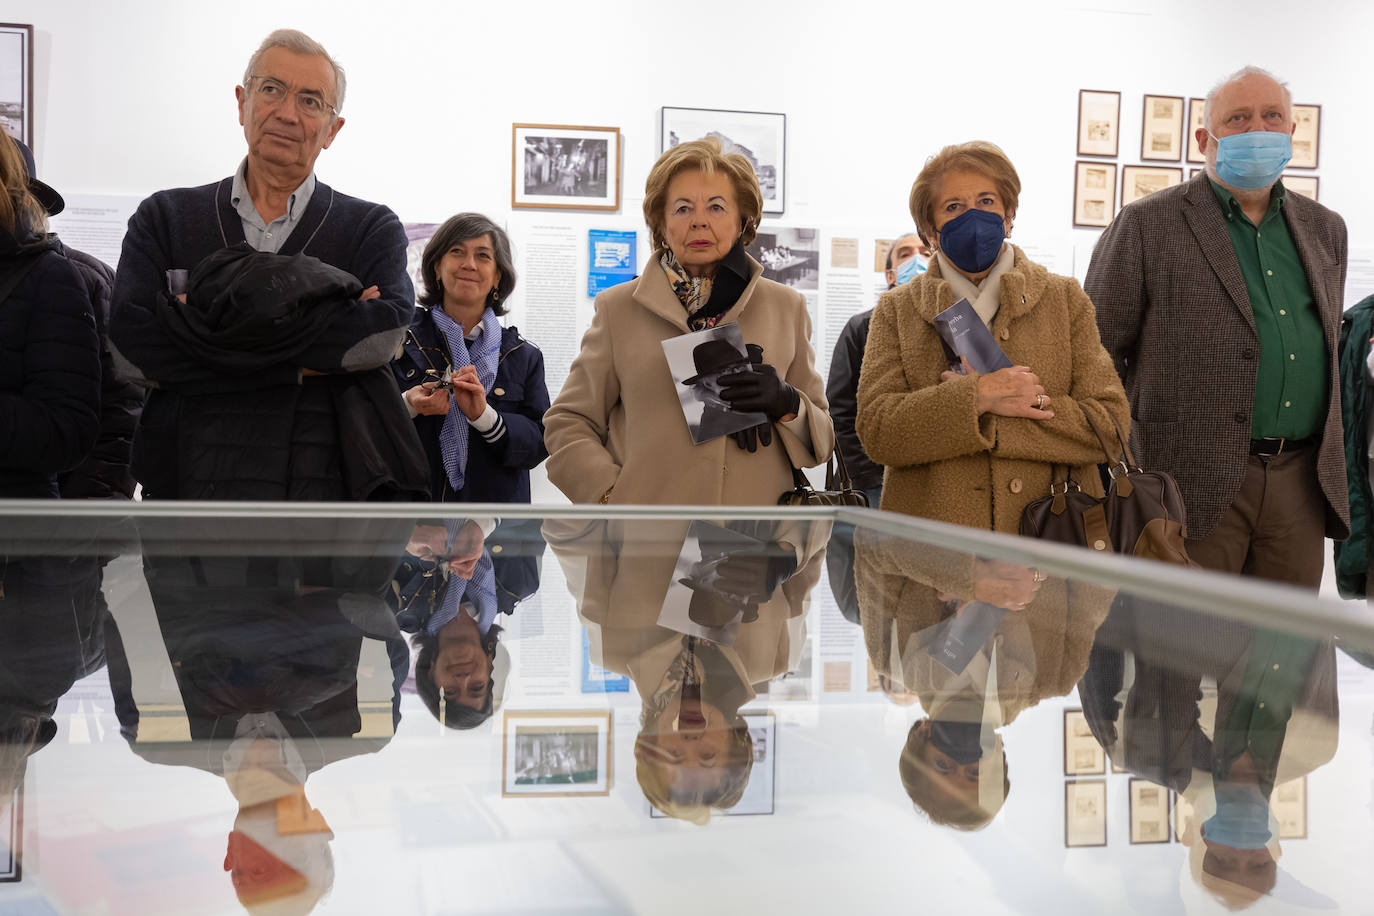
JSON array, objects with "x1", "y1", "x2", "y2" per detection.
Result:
[
  {"x1": 682, "y1": 338, "x2": 747, "y2": 386},
  {"x1": 13, "y1": 138, "x2": 64, "y2": 216}
]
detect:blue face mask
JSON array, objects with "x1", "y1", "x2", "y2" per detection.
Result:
[
  {"x1": 938, "y1": 208, "x2": 1005, "y2": 275},
  {"x1": 894, "y1": 253, "x2": 926, "y2": 285},
  {"x1": 1203, "y1": 783, "x2": 1274, "y2": 850},
  {"x1": 1210, "y1": 130, "x2": 1292, "y2": 190}
]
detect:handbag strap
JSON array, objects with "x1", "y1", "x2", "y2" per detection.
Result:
[
  {"x1": 773, "y1": 421, "x2": 854, "y2": 493},
  {"x1": 1080, "y1": 400, "x2": 1133, "y2": 469}
]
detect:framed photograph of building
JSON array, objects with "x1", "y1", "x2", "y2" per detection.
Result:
[
  {"x1": 661, "y1": 106, "x2": 785, "y2": 214},
  {"x1": 502, "y1": 710, "x2": 612, "y2": 797},
  {"x1": 1073, "y1": 161, "x2": 1117, "y2": 228},
  {"x1": 1065, "y1": 780, "x2": 1108, "y2": 848},
  {"x1": 1290, "y1": 104, "x2": 1321, "y2": 169},
  {"x1": 1187, "y1": 97, "x2": 1207, "y2": 163},
  {"x1": 512, "y1": 124, "x2": 621, "y2": 211},
  {"x1": 1141, "y1": 95, "x2": 1184, "y2": 161},
  {"x1": 1129, "y1": 779, "x2": 1171, "y2": 844},
  {"x1": 1063, "y1": 708, "x2": 1106, "y2": 775},
  {"x1": 1121, "y1": 165, "x2": 1184, "y2": 207},
  {"x1": 1077, "y1": 89, "x2": 1121, "y2": 158},
  {"x1": 1283, "y1": 174, "x2": 1319, "y2": 202},
  {"x1": 0, "y1": 24, "x2": 33, "y2": 149}
]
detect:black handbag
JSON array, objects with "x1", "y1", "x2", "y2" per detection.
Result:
[{"x1": 778, "y1": 447, "x2": 870, "y2": 507}]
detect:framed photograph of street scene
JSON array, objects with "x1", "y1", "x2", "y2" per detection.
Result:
[
  {"x1": 512, "y1": 124, "x2": 621, "y2": 211},
  {"x1": 1283, "y1": 174, "x2": 1319, "y2": 202},
  {"x1": 1140, "y1": 94, "x2": 1184, "y2": 161},
  {"x1": 1121, "y1": 165, "x2": 1183, "y2": 207},
  {"x1": 1073, "y1": 161, "x2": 1117, "y2": 228},
  {"x1": 1186, "y1": 97, "x2": 1207, "y2": 163},
  {"x1": 661, "y1": 106, "x2": 786, "y2": 214},
  {"x1": 1076, "y1": 89, "x2": 1121, "y2": 158},
  {"x1": 0, "y1": 24, "x2": 33, "y2": 149},
  {"x1": 1290, "y1": 104, "x2": 1321, "y2": 169},
  {"x1": 502, "y1": 710, "x2": 612, "y2": 797}
]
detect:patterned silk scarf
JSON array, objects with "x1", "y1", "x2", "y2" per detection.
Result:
[
  {"x1": 431, "y1": 308, "x2": 503, "y2": 493},
  {"x1": 660, "y1": 248, "x2": 720, "y2": 326}
]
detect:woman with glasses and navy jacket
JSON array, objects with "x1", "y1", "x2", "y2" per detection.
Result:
[{"x1": 391, "y1": 213, "x2": 550, "y2": 503}]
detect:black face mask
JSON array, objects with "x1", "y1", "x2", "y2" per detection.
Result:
[{"x1": 929, "y1": 720, "x2": 984, "y2": 765}]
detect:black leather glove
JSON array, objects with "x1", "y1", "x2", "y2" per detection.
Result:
[
  {"x1": 731, "y1": 422, "x2": 773, "y2": 452},
  {"x1": 719, "y1": 362, "x2": 800, "y2": 420}
]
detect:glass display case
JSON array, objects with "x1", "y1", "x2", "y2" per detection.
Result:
[{"x1": 0, "y1": 501, "x2": 1371, "y2": 914}]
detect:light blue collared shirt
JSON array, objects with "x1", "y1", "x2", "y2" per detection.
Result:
[{"x1": 229, "y1": 158, "x2": 316, "y2": 253}]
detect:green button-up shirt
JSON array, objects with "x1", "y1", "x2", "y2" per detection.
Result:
[{"x1": 1210, "y1": 179, "x2": 1327, "y2": 440}]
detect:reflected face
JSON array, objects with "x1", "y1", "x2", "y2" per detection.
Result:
[
  {"x1": 235, "y1": 47, "x2": 344, "y2": 177},
  {"x1": 433, "y1": 613, "x2": 492, "y2": 709},
  {"x1": 929, "y1": 170, "x2": 1012, "y2": 243},
  {"x1": 436, "y1": 233, "x2": 501, "y2": 311},
  {"x1": 1201, "y1": 836, "x2": 1278, "y2": 896},
  {"x1": 662, "y1": 169, "x2": 741, "y2": 276}
]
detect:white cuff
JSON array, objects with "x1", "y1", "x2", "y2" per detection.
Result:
[{"x1": 469, "y1": 404, "x2": 500, "y2": 433}]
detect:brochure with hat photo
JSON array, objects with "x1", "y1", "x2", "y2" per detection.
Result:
[
  {"x1": 661, "y1": 324, "x2": 768, "y2": 444},
  {"x1": 658, "y1": 520, "x2": 797, "y2": 645},
  {"x1": 932, "y1": 298, "x2": 1013, "y2": 375}
]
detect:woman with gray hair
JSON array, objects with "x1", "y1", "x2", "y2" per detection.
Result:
[{"x1": 391, "y1": 213, "x2": 550, "y2": 502}]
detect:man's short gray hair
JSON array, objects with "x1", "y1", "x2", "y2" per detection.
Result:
[
  {"x1": 1202, "y1": 65, "x2": 1291, "y2": 133},
  {"x1": 243, "y1": 29, "x2": 347, "y2": 116}
]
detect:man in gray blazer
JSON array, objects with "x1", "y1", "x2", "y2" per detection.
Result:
[{"x1": 1085, "y1": 66, "x2": 1348, "y2": 589}]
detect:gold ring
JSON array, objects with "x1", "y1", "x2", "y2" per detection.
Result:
[
  {"x1": 1036, "y1": 394, "x2": 1046, "y2": 409},
  {"x1": 1032, "y1": 569, "x2": 1046, "y2": 583}
]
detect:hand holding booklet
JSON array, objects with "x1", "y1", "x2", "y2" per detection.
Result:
[{"x1": 932, "y1": 298, "x2": 1013, "y2": 374}]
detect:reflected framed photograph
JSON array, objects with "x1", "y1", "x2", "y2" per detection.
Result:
[
  {"x1": 1063, "y1": 708, "x2": 1106, "y2": 775},
  {"x1": 1073, "y1": 161, "x2": 1117, "y2": 229},
  {"x1": 661, "y1": 106, "x2": 786, "y2": 214},
  {"x1": 651, "y1": 711, "x2": 776, "y2": 817},
  {"x1": 1065, "y1": 779, "x2": 1108, "y2": 847},
  {"x1": 1174, "y1": 789, "x2": 1193, "y2": 843},
  {"x1": 512, "y1": 124, "x2": 621, "y2": 211},
  {"x1": 0, "y1": 23, "x2": 33, "y2": 149},
  {"x1": 1274, "y1": 775, "x2": 1307, "y2": 839},
  {"x1": 1141, "y1": 94, "x2": 1184, "y2": 161},
  {"x1": 1283, "y1": 174, "x2": 1319, "y2": 202},
  {"x1": 0, "y1": 783, "x2": 20, "y2": 881},
  {"x1": 1189, "y1": 167, "x2": 1204, "y2": 180},
  {"x1": 1077, "y1": 89, "x2": 1121, "y2": 158},
  {"x1": 1186, "y1": 97, "x2": 1207, "y2": 163},
  {"x1": 1121, "y1": 165, "x2": 1184, "y2": 207},
  {"x1": 502, "y1": 710, "x2": 612, "y2": 796},
  {"x1": 1290, "y1": 104, "x2": 1321, "y2": 169},
  {"x1": 1129, "y1": 779, "x2": 1172, "y2": 844}
]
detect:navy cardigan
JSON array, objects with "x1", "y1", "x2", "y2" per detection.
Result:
[{"x1": 392, "y1": 307, "x2": 550, "y2": 503}]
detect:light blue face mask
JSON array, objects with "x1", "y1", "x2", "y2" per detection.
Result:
[
  {"x1": 1203, "y1": 783, "x2": 1275, "y2": 850},
  {"x1": 1210, "y1": 130, "x2": 1292, "y2": 190},
  {"x1": 894, "y1": 254, "x2": 926, "y2": 285}
]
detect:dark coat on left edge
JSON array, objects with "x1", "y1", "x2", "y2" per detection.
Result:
[{"x1": 391, "y1": 308, "x2": 549, "y2": 503}]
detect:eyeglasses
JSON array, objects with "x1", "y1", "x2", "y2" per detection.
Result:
[{"x1": 245, "y1": 75, "x2": 337, "y2": 120}]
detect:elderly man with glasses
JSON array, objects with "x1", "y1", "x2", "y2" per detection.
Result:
[{"x1": 110, "y1": 29, "x2": 426, "y2": 501}]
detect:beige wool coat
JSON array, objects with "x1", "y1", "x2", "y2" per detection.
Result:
[
  {"x1": 856, "y1": 245, "x2": 1130, "y2": 532},
  {"x1": 544, "y1": 255, "x2": 834, "y2": 505}
]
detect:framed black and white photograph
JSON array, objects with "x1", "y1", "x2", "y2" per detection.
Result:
[
  {"x1": 0, "y1": 783, "x2": 20, "y2": 882},
  {"x1": 1065, "y1": 780, "x2": 1108, "y2": 848},
  {"x1": 661, "y1": 325, "x2": 767, "y2": 446},
  {"x1": 1140, "y1": 94, "x2": 1184, "y2": 161},
  {"x1": 1076, "y1": 89, "x2": 1121, "y2": 158},
  {"x1": 1283, "y1": 174, "x2": 1319, "y2": 202},
  {"x1": 1073, "y1": 161, "x2": 1117, "y2": 229},
  {"x1": 0, "y1": 24, "x2": 33, "y2": 149},
  {"x1": 1290, "y1": 104, "x2": 1321, "y2": 169},
  {"x1": 661, "y1": 106, "x2": 786, "y2": 214},
  {"x1": 512, "y1": 124, "x2": 621, "y2": 211},
  {"x1": 1129, "y1": 779, "x2": 1171, "y2": 844},
  {"x1": 502, "y1": 710, "x2": 612, "y2": 797},
  {"x1": 1121, "y1": 165, "x2": 1183, "y2": 207},
  {"x1": 1062, "y1": 708, "x2": 1106, "y2": 776},
  {"x1": 746, "y1": 227, "x2": 819, "y2": 290},
  {"x1": 651, "y1": 712, "x2": 776, "y2": 818},
  {"x1": 1187, "y1": 97, "x2": 1207, "y2": 163}
]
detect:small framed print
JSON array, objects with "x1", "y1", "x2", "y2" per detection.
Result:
[
  {"x1": 502, "y1": 710, "x2": 612, "y2": 797},
  {"x1": 1077, "y1": 89, "x2": 1121, "y2": 158},
  {"x1": 1141, "y1": 95, "x2": 1184, "y2": 161},
  {"x1": 1274, "y1": 776, "x2": 1307, "y2": 839},
  {"x1": 1290, "y1": 104, "x2": 1321, "y2": 169},
  {"x1": 512, "y1": 124, "x2": 621, "y2": 211},
  {"x1": 1283, "y1": 174, "x2": 1319, "y2": 202},
  {"x1": 1189, "y1": 167, "x2": 1204, "y2": 180},
  {"x1": 1073, "y1": 162, "x2": 1117, "y2": 229},
  {"x1": 1065, "y1": 780, "x2": 1108, "y2": 848},
  {"x1": 1121, "y1": 165, "x2": 1184, "y2": 207},
  {"x1": 662, "y1": 106, "x2": 786, "y2": 214},
  {"x1": 651, "y1": 712, "x2": 776, "y2": 817},
  {"x1": 1129, "y1": 779, "x2": 1171, "y2": 844},
  {"x1": 1186, "y1": 97, "x2": 1207, "y2": 163},
  {"x1": 0, "y1": 782, "x2": 20, "y2": 881},
  {"x1": 1063, "y1": 708, "x2": 1106, "y2": 775},
  {"x1": 0, "y1": 24, "x2": 33, "y2": 149}
]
